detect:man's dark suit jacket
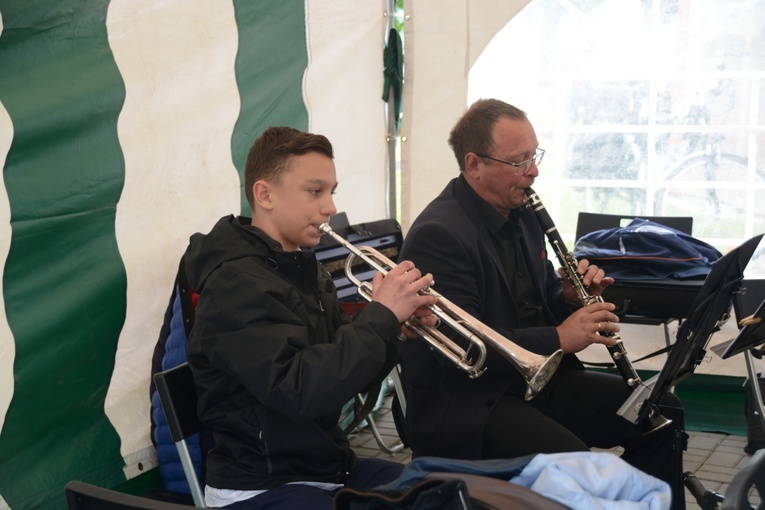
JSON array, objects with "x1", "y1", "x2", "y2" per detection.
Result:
[{"x1": 395, "y1": 175, "x2": 582, "y2": 459}]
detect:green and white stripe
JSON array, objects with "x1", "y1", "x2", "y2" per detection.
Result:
[
  {"x1": 0, "y1": 1, "x2": 389, "y2": 508},
  {"x1": 1, "y1": 2, "x2": 126, "y2": 509}
]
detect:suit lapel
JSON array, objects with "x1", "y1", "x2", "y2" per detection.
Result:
[
  {"x1": 519, "y1": 209, "x2": 561, "y2": 324},
  {"x1": 452, "y1": 177, "x2": 512, "y2": 292}
]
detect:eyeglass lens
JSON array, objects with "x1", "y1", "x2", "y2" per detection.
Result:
[{"x1": 519, "y1": 150, "x2": 544, "y2": 174}]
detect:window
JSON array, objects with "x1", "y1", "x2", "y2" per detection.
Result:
[{"x1": 469, "y1": 0, "x2": 765, "y2": 277}]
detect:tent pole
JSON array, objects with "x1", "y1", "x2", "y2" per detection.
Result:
[{"x1": 385, "y1": 0, "x2": 397, "y2": 220}]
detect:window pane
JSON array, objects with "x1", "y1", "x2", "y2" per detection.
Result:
[
  {"x1": 656, "y1": 78, "x2": 750, "y2": 128},
  {"x1": 567, "y1": 81, "x2": 649, "y2": 125},
  {"x1": 567, "y1": 133, "x2": 646, "y2": 181},
  {"x1": 469, "y1": 0, "x2": 765, "y2": 270},
  {"x1": 570, "y1": 186, "x2": 648, "y2": 218}
]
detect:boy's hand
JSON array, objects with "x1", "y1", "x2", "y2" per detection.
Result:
[{"x1": 371, "y1": 260, "x2": 437, "y2": 323}]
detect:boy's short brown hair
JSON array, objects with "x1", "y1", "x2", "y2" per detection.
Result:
[{"x1": 244, "y1": 126, "x2": 334, "y2": 211}]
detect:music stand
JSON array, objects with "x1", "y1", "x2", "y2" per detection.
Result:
[
  {"x1": 619, "y1": 234, "x2": 764, "y2": 426},
  {"x1": 715, "y1": 295, "x2": 765, "y2": 360}
]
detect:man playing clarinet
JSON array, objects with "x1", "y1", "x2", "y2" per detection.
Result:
[{"x1": 394, "y1": 98, "x2": 688, "y2": 509}]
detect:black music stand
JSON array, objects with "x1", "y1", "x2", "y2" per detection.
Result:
[
  {"x1": 716, "y1": 297, "x2": 765, "y2": 360},
  {"x1": 711, "y1": 281, "x2": 765, "y2": 446},
  {"x1": 619, "y1": 234, "x2": 764, "y2": 426}
]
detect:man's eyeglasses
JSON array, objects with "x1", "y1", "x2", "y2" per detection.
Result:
[{"x1": 475, "y1": 148, "x2": 545, "y2": 175}]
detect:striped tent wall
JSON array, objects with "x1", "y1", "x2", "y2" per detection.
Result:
[
  {"x1": 2, "y1": 0, "x2": 757, "y2": 506},
  {"x1": 0, "y1": 1, "x2": 388, "y2": 508}
]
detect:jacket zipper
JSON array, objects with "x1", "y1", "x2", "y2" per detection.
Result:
[{"x1": 259, "y1": 430, "x2": 272, "y2": 475}]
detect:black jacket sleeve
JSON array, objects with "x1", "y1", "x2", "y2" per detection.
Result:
[{"x1": 190, "y1": 266, "x2": 402, "y2": 423}]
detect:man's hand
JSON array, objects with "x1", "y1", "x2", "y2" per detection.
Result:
[
  {"x1": 560, "y1": 258, "x2": 615, "y2": 305},
  {"x1": 556, "y1": 302, "x2": 620, "y2": 354},
  {"x1": 399, "y1": 305, "x2": 439, "y2": 340}
]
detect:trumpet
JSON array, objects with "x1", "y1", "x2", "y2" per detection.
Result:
[{"x1": 320, "y1": 223, "x2": 563, "y2": 401}]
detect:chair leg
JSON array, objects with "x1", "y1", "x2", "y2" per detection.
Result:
[
  {"x1": 390, "y1": 367, "x2": 406, "y2": 418},
  {"x1": 176, "y1": 439, "x2": 207, "y2": 508},
  {"x1": 722, "y1": 448, "x2": 765, "y2": 510},
  {"x1": 355, "y1": 391, "x2": 405, "y2": 455}
]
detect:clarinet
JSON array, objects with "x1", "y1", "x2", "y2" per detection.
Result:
[{"x1": 524, "y1": 187, "x2": 641, "y2": 389}]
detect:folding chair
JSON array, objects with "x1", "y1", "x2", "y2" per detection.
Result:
[
  {"x1": 575, "y1": 212, "x2": 696, "y2": 349},
  {"x1": 64, "y1": 480, "x2": 194, "y2": 510},
  {"x1": 345, "y1": 368, "x2": 406, "y2": 455},
  {"x1": 574, "y1": 212, "x2": 693, "y2": 241},
  {"x1": 150, "y1": 255, "x2": 201, "y2": 499},
  {"x1": 153, "y1": 363, "x2": 206, "y2": 508},
  {"x1": 722, "y1": 448, "x2": 765, "y2": 510}
]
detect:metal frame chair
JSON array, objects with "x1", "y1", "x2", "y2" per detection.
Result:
[
  {"x1": 355, "y1": 368, "x2": 406, "y2": 455},
  {"x1": 64, "y1": 480, "x2": 193, "y2": 510},
  {"x1": 153, "y1": 363, "x2": 206, "y2": 508},
  {"x1": 574, "y1": 212, "x2": 695, "y2": 348}
]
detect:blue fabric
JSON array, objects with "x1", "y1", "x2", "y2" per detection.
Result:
[
  {"x1": 385, "y1": 453, "x2": 670, "y2": 510},
  {"x1": 388, "y1": 456, "x2": 536, "y2": 489},
  {"x1": 163, "y1": 285, "x2": 190, "y2": 370},
  {"x1": 150, "y1": 284, "x2": 203, "y2": 494},
  {"x1": 574, "y1": 218, "x2": 722, "y2": 280},
  {"x1": 509, "y1": 452, "x2": 671, "y2": 510}
]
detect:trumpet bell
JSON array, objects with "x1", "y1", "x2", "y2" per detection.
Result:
[{"x1": 525, "y1": 349, "x2": 563, "y2": 401}]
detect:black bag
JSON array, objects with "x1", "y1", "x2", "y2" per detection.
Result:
[
  {"x1": 334, "y1": 473, "x2": 568, "y2": 510},
  {"x1": 334, "y1": 478, "x2": 470, "y2": 510}
]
